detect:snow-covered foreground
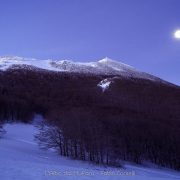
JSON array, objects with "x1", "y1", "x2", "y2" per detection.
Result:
[{"x1": 0, "y1": 123, "x2": 179, "y2": 180}]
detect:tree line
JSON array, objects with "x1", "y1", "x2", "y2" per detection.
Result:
[{"x1": 0, "y1": 67, "x2": 180, "y2": 169}]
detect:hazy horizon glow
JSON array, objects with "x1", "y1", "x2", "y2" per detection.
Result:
[{"x1": 0, "y1": 0, "x2": 180, "y2": 85}]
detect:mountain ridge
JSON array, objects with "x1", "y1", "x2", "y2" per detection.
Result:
[{"x1": 0, "y1": 56, "x2": 174, "y2": 86}]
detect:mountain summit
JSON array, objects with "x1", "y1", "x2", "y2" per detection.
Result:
[{"x1": 0, "y1": 56, "x2": 168, "y2": 83}]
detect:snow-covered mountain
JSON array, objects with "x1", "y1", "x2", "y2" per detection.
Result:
[
  {"x1": 0, "y1": 56, "x2": 180, "y2": 176},
  {"x1": 0, "y1": 56, "x2": 162, "y2": 82}
]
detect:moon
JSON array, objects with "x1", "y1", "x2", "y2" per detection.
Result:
[{"x1": 174, "y1": 30, "x2": 180, "y2": 39}]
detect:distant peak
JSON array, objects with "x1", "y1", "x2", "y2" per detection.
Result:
[
  {"x1": 0, "y1": 55, "x2": 36, "y2": 61},
  {"x1": 98, "y1": 57, "x2": 115, "y2": 63},
  {"x1": 98, "y1": 57, "x2": 135, "y2": 69},
  {"x1": 0, "y1": 55, "x2": 23, "y2": 60}
]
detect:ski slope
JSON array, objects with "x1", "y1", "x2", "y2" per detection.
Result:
[{"x1": 0, "y1": 123, "x2": 179, "y2": 180}]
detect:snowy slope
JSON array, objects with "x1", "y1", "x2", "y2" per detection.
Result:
[
  {"x1": 0, "y1": 56, "x2": 162, "y2": 82},
  {"x1": 97, "y1": 78, "x2": 112, "y2": 92},
  {"x1": 0, "y1": 123, "x2": 179, "y2": 180}
]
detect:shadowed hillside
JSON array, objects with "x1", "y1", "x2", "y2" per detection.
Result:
[{"x1": 0, "y1": 67, "x2": 180, "y2": 169}]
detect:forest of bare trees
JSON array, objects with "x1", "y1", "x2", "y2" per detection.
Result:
[
  {"x1": 0, "y1": 67, "x2": 180, "y2": 169},
  {"x1": 35, "y1": 107, "x2": 180, "y2": 169}
]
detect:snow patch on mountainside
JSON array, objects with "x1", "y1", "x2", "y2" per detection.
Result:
[
  {"x1": 98, "y1": 79, "x2": 112, "y2": 92},
  {"x1": 0, "y1": 56, "x2": 58, "y2": 71}
]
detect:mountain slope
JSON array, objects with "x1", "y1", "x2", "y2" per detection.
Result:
[
  {"x1": 0, "y1": 56, "x2": 169, "y2": 84},
  {"x1": 0, "y1": 56, "x2": 180, "y2": 170},
  {"x1": 0, "y1": 122, "x2": 180, "y2": 180}
]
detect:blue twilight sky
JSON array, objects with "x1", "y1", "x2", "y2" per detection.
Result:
[{"x1": 0, "y1": 0, "x2": 180, "y2": 85}]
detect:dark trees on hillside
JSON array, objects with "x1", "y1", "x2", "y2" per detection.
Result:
[
  {"x1": 35, "y1": 109, "x2": 119, "y2": 166},
  {"x1": 0, "y1": 68, "x2": 180, "y2": 169},
  {"x1": 35, "y1": 107, "x2": 180, "y2": 169}
]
